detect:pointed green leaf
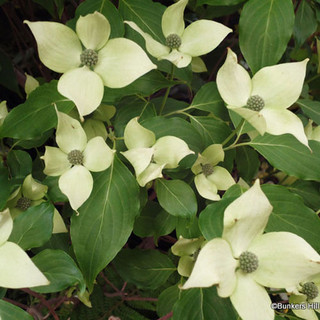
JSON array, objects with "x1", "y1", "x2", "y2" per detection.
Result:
[
  {"x1": 71, "y1": 156, "x2": 140, "y2": 291},
  {"x1": 190, "y1": 82, "x2": 229, "y2": 121},
  {"x1": 172, "y1": 287, "x2": 237, "y2": 320},
  {"x1": 293, "y1": 0, "x2": 317, "y2": 48},
  {"x1": 288, "y1": 180, "x2": 320, "y2": 211},
  {"x1": 133, "y1": 201, "x2": 177, "y2": 240},
  {"x1": 9, "y1": 202, "x2": 54, "y2": 250},
  {"x1": 0, "y1": 299, "x2": 33, "y2": 320},
  {"x1": 249, "y1": 134, "x2": 320, "y2": 181},
  {"x1": 297, "y1": 99, "x2": 320, "y2": 125},
  {"x1": 0, "y1": 81, "x2": 74, "y2": 139},
  {"x1": 113, "y1": 248, "x2": 176, "y2": 289},
  {"x1": 32, "y1": 249, "x2": 85, "y2": 294},
  {"x1": 262, "y1": 184, "x2": 320, "y2": 252},
  {"x1": 155, "y1": 179, "x2": 197, "y2": 218},
  {"x1": 7, "y1": 150, "x2": 32, "y2": 178},
  {"x1": 157, "y1": 285, "x2": 180, "y2": 317},
  {"x1": 190, "y1": 116, "x2": 232, "y2": 148},
  {"x1": 239, "y1": 0, "x2": 295, "y2": 74},
  {"x1": 235, "y1": 146, "x2": 260, "y2": 182}
]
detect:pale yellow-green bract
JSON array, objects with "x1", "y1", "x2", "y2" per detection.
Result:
[
  {"x1": 121, "y1": 117, "x2": 194, "y2": 187},
  {"x1": 182, "y1": 180, "x2": 320, "y2": 320},
  {"x1": 191, "y1": 144, "x2": 235, "y2": 201},
  {"x1": 216, "y1": 48, "x2": 309, "y2": 147},
  {"x1": 41, "y1": 110, "x2": 115, "y2": 211},
  {"x1": 0, "y1": 208, "x2": 49, "y2": 288},
  {"x1": 125, "y1": 0, "x2": 232, "y2": 70},
  {"x1": 25, "y1": 12, "x2": 156, "y2": 119}
]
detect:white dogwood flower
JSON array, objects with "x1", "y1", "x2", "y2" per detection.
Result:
[
  {"x1": 191, "y1": 144, "x2": 235, "y2": 200},
  {"x1": 25, "y1": 12, "x2": 156, "y2": 118},
  {"x1": 216, "y1": 48, "x2": 309, "y2": 146},
  {"x1": 289, "y1": 273, "x2": 320, "y2": 320},
  {"x1": 125, "y1": 0, "x2": 231, "y2": 69},
  {"x1": 121, "y1": 117, "x2": 194, "y2": 187},
  {"x1": 6, "y1": 174, "x2": 67, "y2": 233},
  {"x1": 41, "y1": 110, "x2": 115, "y2": 211},
  {"x1": 183, "y1": 180, "x2": 320, "y2": 320}
]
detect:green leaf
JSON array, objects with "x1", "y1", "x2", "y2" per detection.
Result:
[
  {"x1": 235, "y1": 146, "x2": 260, "y2": 182},
  {"x1": 119, "y1": 0, "x2": 165, "y2": 43},
  {"x1": 0, "y1": 165, "x2": 11, "y2": 210},
  {"x1": 32, "y1": 233, "x2": 70, "y2": 255},
  {"x1": 14, "y1": 129, "x2": 53, "y2": 149},
  {"x1": 113, "y1": 248, "x2": 176, "y2": 289},
  {"x1": 103, "y1": 70, "x2": 174, "y2": 103},
  {"x1": 172, "y1": 287, "x2": 237, "y2": 320},
  {"x1": 239, "y1": 0, "x2": 295, "y2": 73},
  {"x1": 155, "y1": 179, "x2": 197, "y2": 218},
  {"x1": 248, "y1": 134, "x2": 320, "y2": 181},
  {"x1": 262, "y1": 184, "x2": 320, "y2": 252},
  {"x1": 176, "y1": 216, "x2": 201, "y2": 238},
  {"x1": 142, "y1": 116, "x2": 203, "y2": 153},
  {"x1": 68, "y1": 0, "x2": 124, "y2": 38},
  {"x1": 133, "y1": 201, "x2": 177, "y2": 241},
  {"x1": 190, "y1": 82, "x2": 229, "y2": 121},
  {"x1": 288, "y1": 180, "x2": 320, "y2": 211},
  {"x1": 197, "y1": 0, "x2": 245, "y2": 6},
  {"x1": 152, "y1": 97, "x2": 189, "y2": 116},
  {"x1": 9, "y1": 202, "x2": 54, "y2": 250},
  {"x1": 71, "y1": 156, "x2": 140, "y2": 291},
  {"x1": 32, "y1": 249, "x2": 85, "y2": 294},
  {"x1": 0, "y1": 81, "x2": 74, "y2": 140},
  {"x1": 0, "y1": 299, "x2": 33, "y2": 320},
  {"x1": 297, "y1": 99, "x2": 320, "y2": 125},
  {"x1": 189, "y1": 116, "x2": 232, "y2": 148},
  {"x1": 157, "y1": 285, "x2": 180, "y2": 317},
  {"x1": 7, "y1": 150, "x2": 32, "y2": 178},
  {"x1": 293, "y1": 0, "x2": 317, "y2": 47}
]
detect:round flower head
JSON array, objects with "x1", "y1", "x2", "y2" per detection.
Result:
[
  {"x1": 121, "y1": 117, "x2": 194, "y2": 187},
  {"x1": 41, "y1": 110, "x2": 115, "y2": 211},
  {"x1": 183, "y1": 180, "x2": 320, "y2": 320},
  {"x1": 216, "y1": 48, "x2": 309, "y2": 146},
  {"x1": 125, "y1": 0, "x2": 232, "y2": 70},
  {"x1": 24, "y1": 12, "x2": 156, "y2": 119}
]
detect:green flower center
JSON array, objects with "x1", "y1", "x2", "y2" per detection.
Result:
[
  {"x1": 201, "y1": 163, "x2": 214, "y2": 177},
  {"x1": 16, "y1": 197, "x2": 32, "y2": 211},
  {"x1": 80, "y1": 49, "x2": 98, "y2": 67},
  {"x1": 68, "y1": 150, "x2": 84, "y2": 165},
  {"x1": 301, "y1": 282, "x2": 319, "y2": 301},
  {"x1": 246, "y1": 95, "x2": 265, "y2": 111},
  {"x1": 239, "y1": 251, "x2": 259, "y2": 273},
  {"x1": 166, "y1": 34, "x2": 182, "y2": 49}
]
